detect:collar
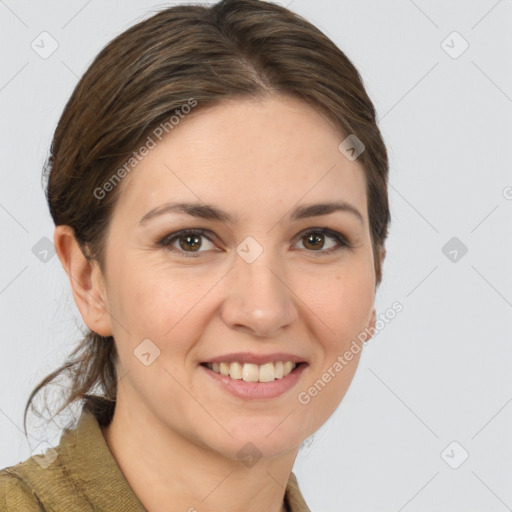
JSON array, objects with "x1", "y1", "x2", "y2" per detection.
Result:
[{"x1": 14, "y1": 396, "x2": 310, "y2": 511}]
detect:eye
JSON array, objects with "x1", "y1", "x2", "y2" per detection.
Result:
[
  {"x1": 158, "y1": 227, "x2": 351, "y2": 258},
  {"x1": 158, "y1": 229, "x2": 216, "y2": 258},
  {"x1": 295, "y1": 228, "x2": 350, "y2": 255}
]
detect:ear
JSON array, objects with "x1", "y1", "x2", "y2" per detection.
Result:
[
  {"x1": 54, "y1": 225, "x2": 113, "y2": 337},
  {"x1": 365, "y1": 307, "x2": 377, "y2": 343}
]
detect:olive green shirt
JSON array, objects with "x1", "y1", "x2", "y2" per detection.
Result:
[{"x1": 0, "y1": 397, "x2": 311, "y2": 511}]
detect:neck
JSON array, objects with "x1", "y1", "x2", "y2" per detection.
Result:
[{"x1": 101, "y1": 392, "x2": 298, "y2": 512}]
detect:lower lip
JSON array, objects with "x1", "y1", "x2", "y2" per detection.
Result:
[{"x1": 200, "y1": 363, "x2": 308, "y2": 400}]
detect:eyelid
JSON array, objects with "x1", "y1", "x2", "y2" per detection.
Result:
[
  {"x1": 158, "y1": 228, "x2": 212, "y2": 246},
  {"x1": 293, "y1": 227, "x2": 351, "y2": 252},
  {"x1": 157, "y1": 227, "x2": 352, "y2": 257}
]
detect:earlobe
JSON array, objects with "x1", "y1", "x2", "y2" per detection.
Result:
[{"x1": 53, "y1": 225, "x2": 113, "y2": 337}]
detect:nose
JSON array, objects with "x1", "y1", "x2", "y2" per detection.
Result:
[{"x1": 219, "y1": 250, "x2": 299, "y2": 339}]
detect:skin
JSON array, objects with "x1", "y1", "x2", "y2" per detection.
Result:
[{"x1": 55, "y1": 94, "x2": 384, "y2": 512}]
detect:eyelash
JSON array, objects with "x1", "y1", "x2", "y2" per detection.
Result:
[{"x1": 158, "y1": 228, "x2": 351, "y2": 258}]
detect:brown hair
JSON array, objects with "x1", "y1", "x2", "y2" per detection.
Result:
[{"x1": 24, "y1": 0, "x2": 390, "y2": 435}]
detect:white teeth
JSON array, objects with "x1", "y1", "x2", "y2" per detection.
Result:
[
  {"x1": 274, "y1": 361, "x2": 284, "y2": 379},
  {"x1": 206, "y1": 361, "x2": 298, "y2": 382},
  {"x1": 242, "y1": 363, "x2": 259, "y2": 382},
  {"x1": 283, "y1": 361, "x2": 295, "y2": 375},
  {"x1": 259, "y1": 363, "x2": 275, "y2": 383},
  {"x1": 229, "y1": 362, "x2": 243, "y2": 380},
  {"x1": 219, "y1": 362, "x2": 230, "y2": 376}
]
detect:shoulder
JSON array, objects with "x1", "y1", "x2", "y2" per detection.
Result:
[
  {"x1": 0, "y1": 401, "x2": 119, "y2": 512},
  {"x1": 0, "y1": 464, "x2": 45, "y2": 512},
  {"x1": 0, "y1": 427, "x2": 88, "y2": 512},
  {"x1": 0, "y1": 433, "x2": 74, "y2": 512}
]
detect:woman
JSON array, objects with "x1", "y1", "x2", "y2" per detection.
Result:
[{"x1": 0, "y1": 0, "x2": 390, "y2": 510}]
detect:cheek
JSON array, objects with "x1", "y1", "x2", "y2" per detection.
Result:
[
  {"x1": 107, "y1": 246, "x2": 375, "y2": 351},
  {"x1": 109, "y1": 261, "x2": 216, "y2": 352},
  {"x1": 107, "y1": 253, "x2": 175, "y2": 318},
  {"x1": 298, "y1": 269, "x2": 372, "y2": 420},
  {"x1": 304, "y1": 264, "x2": 375, "y2": 344}
]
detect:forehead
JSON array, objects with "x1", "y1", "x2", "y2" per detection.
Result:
[{"x1": 114, "y1": 95, "x2": 368, "y2": 225}]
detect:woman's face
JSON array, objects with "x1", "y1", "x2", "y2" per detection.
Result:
[{"x1": 98, "y1": 94, "x2": 378, "y2": 459}]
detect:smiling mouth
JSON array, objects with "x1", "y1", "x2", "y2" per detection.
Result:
[{"x1": 200, "y1": 361, "x2": 306, "y2": 383}]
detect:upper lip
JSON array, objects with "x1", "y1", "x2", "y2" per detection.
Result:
[{"x1": 202, "y1": 352, "x2": 307, "y2": 365}]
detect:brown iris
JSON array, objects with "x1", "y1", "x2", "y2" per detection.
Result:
[
  {"x1": 179, "y1": 234, "x2": 202, "y2": 252},
  {"x1": 302, "y1": 232, "x2": 325, "y2": 251}
]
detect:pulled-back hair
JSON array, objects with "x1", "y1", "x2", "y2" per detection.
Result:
[{"x1": 24, "y1": 0, "x2": 390, "y2": 436}]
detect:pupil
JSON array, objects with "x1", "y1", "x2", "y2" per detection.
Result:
[
  {"x1": 180, "y1": 235, "x2": 201, "y2": 252},
  {"x1": 305, "y1": 233, "x2": 323, "y2": 250},
  {"x1": 177, "y1": 233, "x2": 326, "y2": 253}
]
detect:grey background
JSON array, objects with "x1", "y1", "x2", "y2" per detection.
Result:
[{"x1": 1, "y1": 1, "x2": 512, "y2": 510}]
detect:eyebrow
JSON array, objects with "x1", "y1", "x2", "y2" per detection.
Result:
[{"x1": 138, "y1": 200, "x2": 364, "y2": 225}]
